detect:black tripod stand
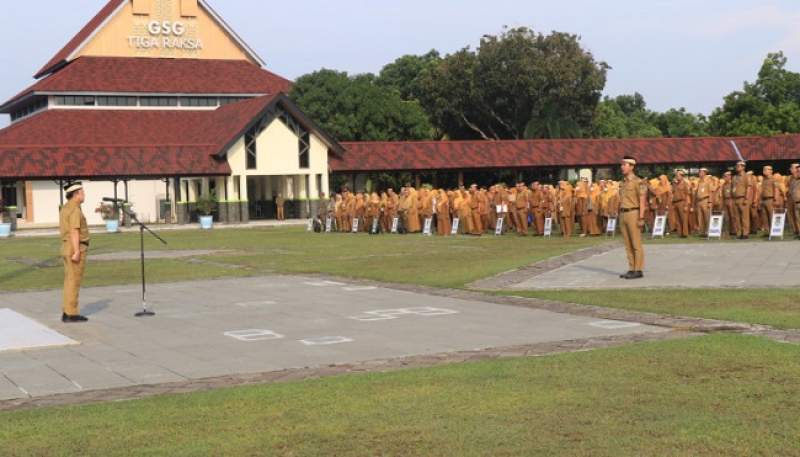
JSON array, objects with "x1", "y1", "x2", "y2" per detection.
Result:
[{"x1": 121, "y1": 205, "x2": 167, "y2": 317}]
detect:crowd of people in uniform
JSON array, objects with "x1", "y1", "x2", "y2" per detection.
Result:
[{"x1": 315, "y1": 162, "x2": 800, "y2": 240}]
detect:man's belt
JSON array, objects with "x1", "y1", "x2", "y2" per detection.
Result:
[
  {"x1": 696, "y1": 197, "x2": 709, "y2": 202},
  {"x1": 672, "y1": 199, "x2": 684, "y2": 204},
  {"x1": 761, "y1": 197, "x2": 774, "y2": 201},
  {"x1": 620, "y1": 207, "x2": 640, "y2": 213},
  {"x1": 80, "y1": 241, "x2": 90, "y2": 247},
  {"x1": 734, "y1": 196, "x2": 746, "y2": 199}
]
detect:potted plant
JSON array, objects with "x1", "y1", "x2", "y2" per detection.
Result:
[
  {"x1": 196, "y1": 193, "x2": 217, "y2": 230},
  {"x1": 95, "y1": 202, "x2": 119, "y2": 233},
  {"x1": 0, "y1": 201, "x2": 11, "y2": 238}
]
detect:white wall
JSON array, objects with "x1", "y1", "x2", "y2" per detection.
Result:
[{"x1": 31, "y1": 179, "x2": 167, "y2": 225}]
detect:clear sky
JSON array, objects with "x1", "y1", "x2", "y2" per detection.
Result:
[{"x1": 1, "y1": 0, "x2": 799, "y2": 126}]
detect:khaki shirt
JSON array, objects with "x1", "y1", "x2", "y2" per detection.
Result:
[
  {"x1": 620, "y1": 175, "x2": 645, "y2": 210},
  {"x1": 672, "y1": 180, "x2": 689, "y2": 202},
  {"x1": 790, "y1": 177, "x2": 800, "y2": 203},
  {"x1": 760, "y1": 177, "x2": 776, "y2": 199},
  {"x1": 732, "y1": 174, "x2": 750, "y2": 198},
  {"x1": 59, "y1": 200, "x2": 89, "y2": 257},
  {"x1": 694, "y1": 178, "x2": 711, "y2": 202}
]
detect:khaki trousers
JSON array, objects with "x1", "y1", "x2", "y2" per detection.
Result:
[
  {"x1": 673, "y1": 203, "x2": 689, "y2": 237},
  {"x1": 734, "y1": 200, "x2": 750, "y2": 237},
  {"x1": 696, "y1": 201, "x2": 711, "y2": 235},
  {"x1": 793, "y1": 204, "x2": 800, "y2": 234},
  {"x1": 621, "y1": 211, "x2": 644, "y2": 271},
  {"x1": 63, "y1": 251, "x2": 87, "y2": 316},
  {"x1": 760, "y1": 200, "x2": 774, "y2": 233},
  {"x1": 277, "y1": 207, "x2": 285, "y2": 220}
]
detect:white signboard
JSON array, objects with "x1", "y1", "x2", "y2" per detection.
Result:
[
  {"x1": 423, "y1": 217, "x2": 433, "y2": 236},
  {"x1": 606, "y1": 217, "x2": 617, "y2": 236},
  {"x1": 770, "y1": 210, "x2": 787, "y2": 240},
  {"x1": 451, "y1": 217, "x2": 460, "y2": 235},
  {"x1": 494, "y1": 217, "x2": 504, "y2": 236},
  {"x1": 307, "y1": 219, "x2": 314, "y2": 231},
  {"x1": 543, "y1": 217, "x2": 553, "y2": 237},
  {"x1": 707, "y1": 214, "x2": 724, "y2": 240},
  {"x1": 371, "y1": 218, "x2": 379, "y2": 234},
  {"x1": 390, "y1": 217, "x2": 399, "y2": 233},
  {"x1": 351, "y1": 218, "x2": 359, "y2": 233},
  {"x1": 325, "y1": 217, "x2": 332, "y2": 233},
  {"x1": 652, "y1": 215, "x2": 667, "y2": 239}
]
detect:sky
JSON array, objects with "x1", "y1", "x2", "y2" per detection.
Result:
[{"x1": 1, "y1": 0, "x2": 799, "y2": 127}]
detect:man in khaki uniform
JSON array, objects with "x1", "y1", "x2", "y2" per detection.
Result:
[
  {"x1": 721, "y1": 171, "x2": 738, "y2": 237},
  {"x1": 514, "y1": 182, "x2": 530, "y2": 235},
  {"x1": 275, "y1": 193, "x2": 286, "y2": 221},
  {"x1": 693, "y1": 168, "x2": 712, "y2": 236},
  {"x1": 671, "y1": 170, "x2": 691, "y2": 238},
  {"x1": 59, "y1": 183, "x2": 90, "y2": 323},
  {"x1": 731, "y1": 161, "x2": 753, "y2": 239},
  {"x1": 618, "y1": 157, "x2": 647, "y2": 280},
  {"x1": 789, "y1": 163, "x2": 800, "y2": 239},
  {"x1": 759, "y1": 165, "x2": 779, "y2": 235}
]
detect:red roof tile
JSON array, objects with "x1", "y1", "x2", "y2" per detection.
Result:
[
  {"x1": 4, "y1": 56, "x2": 292, "y2": 109},
  {"x1": 0, "y1": 94, "x2": 288, "y2": 179},
  {"x1": 34, "y1": 0, "x2": 126, "y2": 78},
  {"x1": 332, "y1": 136, "x2": 800, "y2": 172}
]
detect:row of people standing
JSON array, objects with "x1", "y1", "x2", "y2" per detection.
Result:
[{"x1": 317, "y1": 162, "x2": 800, "y2": 240}]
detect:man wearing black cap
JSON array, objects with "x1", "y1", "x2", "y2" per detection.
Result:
[
  {"x1": 59, "y1": 182, "x2": 90, "y2": 323},
  {"x1": 618, "y1": 157, "x2": 647, "y2": 279}
]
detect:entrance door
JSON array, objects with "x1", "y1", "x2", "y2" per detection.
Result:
[{"x1": 1, "y1": 181, "x2": 17, "y2": 207}]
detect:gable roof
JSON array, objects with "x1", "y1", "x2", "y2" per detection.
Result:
[
  {"x1": 34, "y1": 0, "x2": 266, "y2": 79},
  {"x1": 331, "y1": 136, "x2": 800, "y2": 172},
  {"x1": 3, "y1": 56, "x2": 292, "y2": 111},
  {"x1": 0, "y1": 93, "x2": 344, "y2": 179}
]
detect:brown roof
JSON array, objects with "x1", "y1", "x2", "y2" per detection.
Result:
[
  {"x1": 3, "y1": 56, "x2": 293, "y2": 111},
  {"x1": 332, "y1": 136, "x2": 800, "y2": 172}
]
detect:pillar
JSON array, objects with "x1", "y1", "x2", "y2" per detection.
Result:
[{"x1": 239, "y1": 175, "x2": 249, "y2": 223}]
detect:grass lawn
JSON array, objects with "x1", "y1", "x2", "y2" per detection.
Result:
[
  {"x1": 508, "y1": 288, "x2": 800, "y2": 330},
  {"x1": 1, "y1": 334, "x2": 798, "y2": 456},
  {"x1": 0, "y1": 227, "x2": 606, "y2": 291}
]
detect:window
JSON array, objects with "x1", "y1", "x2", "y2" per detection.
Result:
[
  {"x1": 97, "y1": 96, "x2": 138, "y2": 107},
  {"x1": 220, "y1": 97, "x2": 249, "y2": 106},
  {"x1": 245, "y1": 126, "x2": 258, "y2": 170},
  {"x1": 179, "y1": 97, "x2": 219, "y2": 107},
  {"x1": 299, "y1": 131, "x2": 310, "y2": 169},
  {"x1": 140, "y1": 96, "x2": 179, "y2": 107},
  {"x1": 54, "y1": 95, "x2": 95, "y2": 106},
  {"x1": 11, "y1": 97, "x2": 47, "y2": 121},
  {"x1": 132, "y1": 0, "x2": 151, "y2": 15}
]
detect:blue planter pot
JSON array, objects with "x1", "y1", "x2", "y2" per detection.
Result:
[
  {"x1": 105, "y1": 220, "x2": 119, "y2": 233},
  {"x1": 0, "y1": 223, "x2": 11, "y2": 238},
  {"x1": 200, "y1": 215, "x2": 214, "y2": 230}
]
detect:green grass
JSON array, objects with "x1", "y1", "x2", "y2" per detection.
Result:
[
  {"x1": 508, "y1": 288, "x2": 800, "y2": 330},
  {"x1": 0, "y1": 227, "x2": 605, "y2": 291},
  {"x1": 1, "y1": 334, "x2": 798, "y2": 456}
]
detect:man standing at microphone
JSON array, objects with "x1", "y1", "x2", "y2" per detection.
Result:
[{"x1": 59, "y1": 182, "x2": 90, "y2": 323}]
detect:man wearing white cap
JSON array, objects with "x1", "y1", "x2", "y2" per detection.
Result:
[
  {"x1": 59, "y1": 182, "x2": 90, "y2": 323},
  {"x1": 618, "y1": 156, "x2": 646, "y2": 279}
]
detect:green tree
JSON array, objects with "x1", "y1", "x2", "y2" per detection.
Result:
[
  {"x1": 592, "y1": 93, "x2": 661, "y2": 138},
  {"x1": 709, "y1": 52, "x2": 800, "y2": 136},
  {"x1": 417, "y1": 27, "x2": 608, "y2": 140},
  {"x1": 652, "y1": 108, "x2": 708, "y2": 137},
  {"x1": 376, "y1": 50, "x2": 441, "y2": 101},
  {"x1": 290, "y1": 69, "x2": 433, "y2": 141}
]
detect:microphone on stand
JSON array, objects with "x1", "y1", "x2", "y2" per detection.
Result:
[{"x1": 103, "y1": 197, "x2": 127, "y2": 204}]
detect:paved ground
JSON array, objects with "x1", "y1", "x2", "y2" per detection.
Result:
[
  {"x1": 0, "y1": 276, "x2": 666, "y2": 400},
  {"x1": 10, "y1": 219, "x2": 307, "y2": 238},
  {"x1": 510, "y1": 241, "x2": 800, "y2": 290}
]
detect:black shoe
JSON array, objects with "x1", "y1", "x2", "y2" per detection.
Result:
[
  {"x1": 620, "y1": 271, "x2": 634, "y2": 279},
  {"x1": 62, "y1": 313, "x2": 88, "y2": 323},
  {"x1": 631, "y1": 271, "x2": 644, "y2": 279}
]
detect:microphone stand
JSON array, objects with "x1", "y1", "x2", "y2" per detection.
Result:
[{"x1": 120, "y1": 205, "x2": 167, "y2": 317}]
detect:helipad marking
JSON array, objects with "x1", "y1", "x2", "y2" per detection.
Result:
[
  {"x1": 300, "y1": 336, "x2": 354, "y2": 346},
  {"x1": 0, "y1": 309, "x2": 78, "y2": 352},
  {"x1": 349, "y1": 307, "x2": 459, "y2": 322},
  {"x1": 588, "y1": 320, "x2": 642, "y2": 330},
  {"x1": 223, "y1": 329, "x2": 284, "y2": 342}
]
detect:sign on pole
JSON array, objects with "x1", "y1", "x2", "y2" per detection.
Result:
[
  {"x1": 391, "y1": 217, "x2": 399, "y2": 234},
  {"x1": 543, "y1": 218, "x2": 553, "y2": 238},
  {"x1": 707, "y1": 213, "x2": 724, "y2": 240},
  {"x1": 605, "y1": 217, "x2": 617, "y2": 237},
  {"x1": 423, "y1": 217, "x2": 433, "y2": 236},
  {"x1": 451, "y1": 217, "x2": 460, "y2": 235},
  {"x1": 351, "y1": 218, "x2": 359, "y2": 233},
  {"x1": 770, "y1": 210, "x2": 787, "y2": 240},
  {"x1": 651, "y1": 215, "x2": 667, "y2": 239},
  {"x1": 371, "y1": 217, "x2": 379, "y2": 234},
  {"x1": 494, "y1": 217, "x2": 504, "y2": 236},
  {"x1": 325, "y1": 216, "x2": 332, "y2": 233}
]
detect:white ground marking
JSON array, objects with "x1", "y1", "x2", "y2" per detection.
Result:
[
  {"x1": 223, "y1": 329, "x2": 285, "y2": 342},
  {"x1": 303, "y1": 280, "x2": 348, "y2": 287},
  {"x1": 588, "y1": 320, "x2": 642, "y2": 330},
  {"x1": 0, "y1": 309, "x2": 78, "y2": 352},
  {"x1": 342, "y1": 286, "x2": 378, "y2": 292},
  {"x1": 234, "y1": 300, "x2": 277, "y2": 308},
  {"x1": 349, "y1": 307, "x2": 460, "y2": 322},
  {"x1": 299, "y1": 336, "x2": 354, "y2": 346}
]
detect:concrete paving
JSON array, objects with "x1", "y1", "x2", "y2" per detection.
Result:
[
  {"x1": 510, "y1": 241, "x2": 800, "y2": 290},
  {"x1": 0, "y1": 276, "x2": 665, "y2": 400}
]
